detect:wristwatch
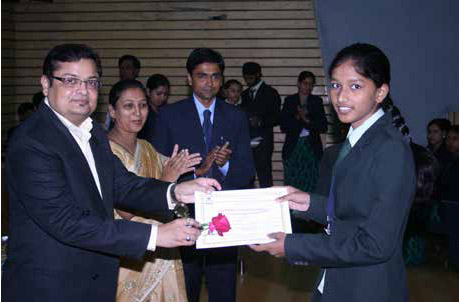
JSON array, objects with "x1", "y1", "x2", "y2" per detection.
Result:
[{"x1": 171, "y1": 184, "x2": 190, "y2": 218}]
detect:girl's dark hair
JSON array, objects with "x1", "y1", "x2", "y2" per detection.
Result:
[
  {"x1": 109, "y1": 79, "x2": 146, "y2": 107},
  {"x1": 224, "y1": 79, "x2": 243, "y2": 90},
  {"x1": 329, "y1": 43, "x2": 410, "y2": 138},
  {"x1": 298, "y1": 71, "x2": 316, "y2": 85},
  {"x1": 427, "y1": 118, "x2": 451, "y2": 133},
  {"x1": 146, "y1": 74, "x2": 170, "y2": 91}
]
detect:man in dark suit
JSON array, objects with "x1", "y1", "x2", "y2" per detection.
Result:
[
  {"x1": 240, "y1": 62, "x2": 281, "y2": 187},
  {"x1": 2, "y1": 44, "x2": 218, "y2": 302},
  {"x1": 153, "y1": 48, "x2": 254, "y2": 302}
]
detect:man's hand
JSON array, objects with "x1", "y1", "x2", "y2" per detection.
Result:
[
  {"x1": 174, "y1": 177, "x2": 221, "y2": 204},
  {"x1": 156, "y1": 218, "x2": 201, "y2": 248},
  {"x1": 249, "y1": 232, "x2": 286, "y2": 258},
  {"x1": 214, "y1": 141, "x2": 232, "y2": 167},
  {"x1": 276, "y1": 186, "x2": 310, "y2": 212},
  {"x1": 195, "y1": 148, "x2": 218, "y2": 176}
]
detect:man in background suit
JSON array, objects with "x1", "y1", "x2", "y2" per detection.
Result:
[
  {"x1": 240, "y1": 62, "x2": 281, "y2": 187},
  {"x1": 153, "y1": 48, "x2": 254, "y2": 302},
  {"x1": 2, "y1": 44, "x2": 218, "y2": 302}
]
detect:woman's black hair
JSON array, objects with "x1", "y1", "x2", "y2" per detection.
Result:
[
  {"x1": 108, "y1": 79, "x2": 147, "y2": 108},
  {"x1": 146, "y1": 74, "x2": 170, "y2": 91},
  {"x1": 329, "y1": 43, "x2": 410, "y2": 138},
  {"x1": 108, "y1": 80, "x2": 147, "y2": 130},
  {"x1": 427, "y1": 118, "x2": 451, "y2": 133}
]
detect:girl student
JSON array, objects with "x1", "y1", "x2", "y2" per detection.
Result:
[{"x1": 251, "y1": 43, "x2": 416, "y2": 302}]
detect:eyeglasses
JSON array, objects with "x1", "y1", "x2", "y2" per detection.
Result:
[{"x1": 50, "y1": 76, "x2": 102, "y2": 90}]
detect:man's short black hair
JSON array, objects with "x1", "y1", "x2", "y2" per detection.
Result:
[
  {"x1": 186, "y1": 48, "x2": 225, "y2": 74},
  {"x1": 118, "y1": 55, "x2": 141, "y2": 70},
  {"x1": 298, "y1": 71, "x2": 316, "y2": 85},
  {"x1": 242, "y1": 62, "x2": 261, "y2": 75},
  {"x1": 43, "y1": 44, "x2": 102, "y2": 81}
]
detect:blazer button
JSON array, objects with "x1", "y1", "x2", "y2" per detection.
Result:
[{"x1": 91, "y1": 273, "x2": 99, "y2": 280}]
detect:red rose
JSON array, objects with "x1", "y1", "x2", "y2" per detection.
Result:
[{"x1": 208, "y1": 213, "x2": 231, "y2": 236}]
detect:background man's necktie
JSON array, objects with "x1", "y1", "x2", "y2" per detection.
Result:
[
  {"x1": 250, "y1": 89, "x2": 256, "y2": 102},
  {"x1": 203, "y1": 109, "x2": 212, "y2": 152}
]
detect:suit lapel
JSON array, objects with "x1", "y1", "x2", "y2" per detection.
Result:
[
  {"x1": 335, "y1": 113, "x2": 390, "y2": 179},
  {"x1": 184, "y1": 98, "x2": 208, "y2": 155},
  {"x1": 212, "y1": 100, "x2": 227, "y2": 148},
  {"x1": 41, "y1": 105, "x2": 109, "y2": 217},
  {"x1": 90, "y1": 127, "x2": 113, "y2": 216},
  {"x1": 254, "y1": 82, "x2": 266, "y2": 104}
]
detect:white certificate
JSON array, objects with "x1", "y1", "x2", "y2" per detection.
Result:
[{"x1": 195, "y1": 187, "x2": 292, "y2": 249}]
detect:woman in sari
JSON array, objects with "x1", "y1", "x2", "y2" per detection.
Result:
[{"x1": 107, "y1": 79, "x2": 202, "y2": 302}]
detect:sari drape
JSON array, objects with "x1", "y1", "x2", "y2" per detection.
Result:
[{"x1": 110, "y1": 139, "x2": 187, "y2": 302}]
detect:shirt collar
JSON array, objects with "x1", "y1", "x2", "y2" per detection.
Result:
[
  {"x1": 193, "y1": 94, "x2": 216, "y2": 123},
  {"x1": 44, "y1": 97, "x2": 93, "y2": 141},
  {"x1": 251, "y1": 80, "x2": 264, "y2": 93},
  {"x1": 346, "y1": 108, "x2": 384, "y2": 147}
]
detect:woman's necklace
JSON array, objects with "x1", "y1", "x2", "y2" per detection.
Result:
[{"x1": 108, "y1": 131, "x2": 136, "y2": 156}]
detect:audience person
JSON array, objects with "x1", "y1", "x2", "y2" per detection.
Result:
[
  {"x1": 438, "y1": 124, "x2": 460, "y2": 201},
  {"x1": 152, "y1": 48, "x2": 254, "y2": 302},
  {"x1": 138, "y1": 74, "x2": 171, "y2": 142},
  {"x1": 107, "y1": 79, "x2": 202, "y2": 302},
  {"x1": 217, "y1": 83, "x2": 227, "y2": 100},
  {"x1": 240, "y1": 62, "x2": 281, "y2": 188},
  {"x1": 251, "y1": 43, "x2": 415, "y2": 302},
  {"x1": 223, "y1": 79, "x2": 243, "y2": 106},
  {"x1": 280, "y1": 71, "x2": 328, "y2": 192},
  {"x1": 6, "y1": 102, "x2": 36, "y2": 146},
  {"x1": 438, "y1": 124, "x2": 459, "y2": 270},
  {"x1": 426, "y1": 118, "x2": 451, "y2": 169},
  {"x1": 403, "y1": 142, "x2": 439, "y2": 266},
  {"x1": 2, "y1": 43, "x2": 219, "y2": 302},
  {"x1": 32, "y1": 91, "x2": 45, "y2": 109},
  {"x1": 118, "y1": 54, "x2": 141, "y2": 81},
  {"x1": 105, "y1": 54, "x2": 142, "y2": 129}
]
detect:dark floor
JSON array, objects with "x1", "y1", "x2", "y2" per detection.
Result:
[{"x1": 200, "y1": 234, "x2": 459, "y2": 302}]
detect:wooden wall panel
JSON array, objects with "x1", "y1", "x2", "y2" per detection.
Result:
[
  {"x1": 3, "y1": 0, "x2": 342, "y2": 185},
  {"x1": 2, "y1": 2, "x2": 17, "y2": 160}
]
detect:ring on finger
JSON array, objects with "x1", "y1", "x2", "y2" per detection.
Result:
[{"x1": 186, "y1": 235, "x2": 191, "y2": 242}]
